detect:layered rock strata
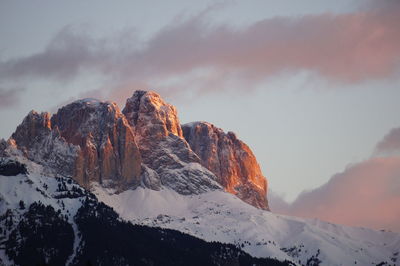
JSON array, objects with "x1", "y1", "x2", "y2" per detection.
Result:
[{"x1": 182, "y1": 122, "x2": 269, "y2": 210}]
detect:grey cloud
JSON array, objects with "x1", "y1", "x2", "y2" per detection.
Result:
[
  {"x1": 374, "y1": 127, "x2": 400, "y2": 155},
  {"x1": 0, "y1": 26, "x2": 104, "y2": 81},
  {"x1": 0, "y1": 88, "x2": 24, "y2": 109},
  {"x1": 0, "y1": 2, "x2": 399, "y2": 102}
]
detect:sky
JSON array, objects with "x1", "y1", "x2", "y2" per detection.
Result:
[{"x1": 1, "y1": 0, "x2": 399, "y2": 231}]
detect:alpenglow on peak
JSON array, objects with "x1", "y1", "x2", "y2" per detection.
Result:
[{"x1": 4, "y1": 90, "x2": 269, "y2": 210}]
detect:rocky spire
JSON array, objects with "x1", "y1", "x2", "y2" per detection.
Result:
[
  {"x1": 10, "y1": 99, "x2": 142, "y2": 189},
  {"x1": 11, "y1": 111, "x2": 52, "y2": 150},
  {"x1": 123, "y1": 90, "x2": 183, "y2": 140},
  {"x1": 182, "y1": 121, "x2": 269, "y2": 210},
  {"x1": 123, "y1": 91, "x2": 220, "y2": 194},
  {"x1": 10, "y1": 110, "x2": 79, "y2": 178},
  {"x1": 51, "y1": 98, "x2": 142, "y2": 188}
]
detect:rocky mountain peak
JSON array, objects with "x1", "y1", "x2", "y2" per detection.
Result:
[
  {"x1": 50, "y1": 99, "x2": 142, "y2": 188},
  {"x1": 123, "y1": 90, "x2": 220, "y2": 194},
  {"x1": 123, "y1": 90, "x2": 183, "y2": 140},
  {"x1": 10, "y1": 110, "x2": 79, "y2": 179},
  {"x1": 51, "y1": 99, "x2": 125, "y2": 146},
  {"x1": 11, "y1": 111, "x2": 52, "y2": 150},
  {"x1": 182, "y1": 121, "x2": 269, "y2": 210},
  {"x1": 7, "y1": 90, "x2": 268, "y2": 209},
  {"x1": 9, "y1": 99, "x2": 142, "y2": 189}
]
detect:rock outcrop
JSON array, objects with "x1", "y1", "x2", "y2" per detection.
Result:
[
  {"x1": 10, "y1": 111, "x2": 79, "y2": 178},
  {"x1": 50, "y1": 99, "x2": 142, "y2": 188},
  {"x1": 0, "y1": 139, "x2": 7, "y2": 157},
  {"x1": 10, "y1": 100, "x2": 142, "y2": 189},
  {"x1": 0, "y1": 158, "x2": 28, "y2": 176},
  {"x1": 182, "y1": 121, "x2": 269, "y2": 210},
  {"x1": 8, "y1": 90, "x2": 268, "y2": 209},
  {"x1": 123, "y1": 91, "x2": 182, "y2": 140},
  {"x1": 123, "y1": 91, "x2": 220, "y2": 194}
]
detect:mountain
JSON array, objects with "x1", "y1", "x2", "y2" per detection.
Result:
[
  {"x1": 50, "y1": 99, "x2": 142, "y2": 189},
  {"x1": 6, "y1": 90, "x2": 266, "y2": 206},
  {"x1": 182, "y1": 121, "x2": 268, "y2": 209},
  {"x1": 0, "y1": 158, "x2": 286, "y2": 266},
  {"x1": 1, "y1": 90, "x2": 399, "y2": 265},
  {"x1": 122, "y1": 91, "x2": 220, "y2": 194},
  {"x1": 93, "y1": 184, "x2": 400, "y2": 266},
  {"x1": 11, "y1": 99, "x2": 142, "y2": 190}
]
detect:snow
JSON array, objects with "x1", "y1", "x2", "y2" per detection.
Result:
[
  {"x1": 0, "y1": 159, "x2": 86, "y2": 266},
  {"x1": 137, "y1": 134, "x2": 221, "y2": 194},
  {"x1": 182, "y1": 121, "x2": 213, "y2": 128},
  {"x1": 73, "y1": 98, "x2": 101, "y2": 106},
  {"x1": 1, "y1": 153, "x2": 398, "y2": 265},
  {"x1": 65, "y1": 221, "x2": 81, "y2": 266},
  {"x1": 93, "y1": 184, "x2": 400, "y2": 265}
]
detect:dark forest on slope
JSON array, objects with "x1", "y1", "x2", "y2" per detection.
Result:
[{"x1": 2, "y1": 196, "x2": 291, "y2": 266}]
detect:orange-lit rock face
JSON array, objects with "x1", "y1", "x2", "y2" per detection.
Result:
[
  {"x1": 123, "y1": 91, "x2": 221, "y2": 194},
  {"x1": 182, "y1": 122, "x2": 269, "y2": 210},
  {"x1": 9, "y1": 91, "x2": 268, "y2": 209},
  {"x1": 123, "y1": 91, "x2": 183, "y2": 140},
  {"x1": 10, "y1": 100, "x2": 142, "y2": 189},
  {"x1": 11, "y1": 111, "x2": 52, "y2": 150},
  {"x1": 51, "y1": 99, "x2": 142, "y2": 188},
  {"x1": 10, "y1": 111, "x2": 80, "y2": 179}
]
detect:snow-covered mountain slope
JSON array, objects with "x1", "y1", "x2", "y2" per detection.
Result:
[
  {"x1": 93, "y1": 184, "x2": 400, "y2": 266},
  {"x1": 2, "y1": 90, "x2": 399, "y2": 265},
  {"x1": 0, "y1": 158, "x2": 86, "y2": 265},
  {"x1": 0, "y1": 158, "x2": 288, "y2": 266}
]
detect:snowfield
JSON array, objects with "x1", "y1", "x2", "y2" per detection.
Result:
[
  {"x1": 93, "y1": 183, "x2": 400, "y2": 265},
  {"x1": 0, "y1": 160, "x2": 86, "y2": 266},
  {"x1": 1, "y1": 157, "x2": 399, "y2": 266}
]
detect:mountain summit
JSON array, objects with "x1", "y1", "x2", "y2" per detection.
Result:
[
  {"x1": 182, "y1": 121, "x2": 268, "y2": 209},
  {"x1": 1, "y1": 90, "x2": 399, "y2": 265},
  {"x1": 5, "y1": 90, "x2": 269, "y2": 209}
]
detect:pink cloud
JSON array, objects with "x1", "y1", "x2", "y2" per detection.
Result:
[
  {"x1": 270, "y1": 153, "x2": 400, "y2": 232},
  {"x1": 374, "y1": 127, "x2": 400, "y2": 155},
  {"x1": 1, "y1": 1, "x2": 399, "y2": 103}
]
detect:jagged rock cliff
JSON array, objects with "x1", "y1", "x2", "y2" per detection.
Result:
[
  {"x1": 123, "y1": 91, "x2": 220, "y2": 194},
  {"x1": 6, "y1": 90, "x2": 268, "y2": 209},
  {"x1": 10, "y1": 100, "x2": 142, "y2": 189},
  {"x1": 10, "y1": 110, "x2": 79, "y2": 178},
  {"x1": 50, "y1": 99, "x2": 142, "y2": 188},
  {"x1": 182, "y1": 122, "x2": 269, "y2": 210},
  {"x1": 123, "y1": 90, "x2": 183, "y2": 140}
]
